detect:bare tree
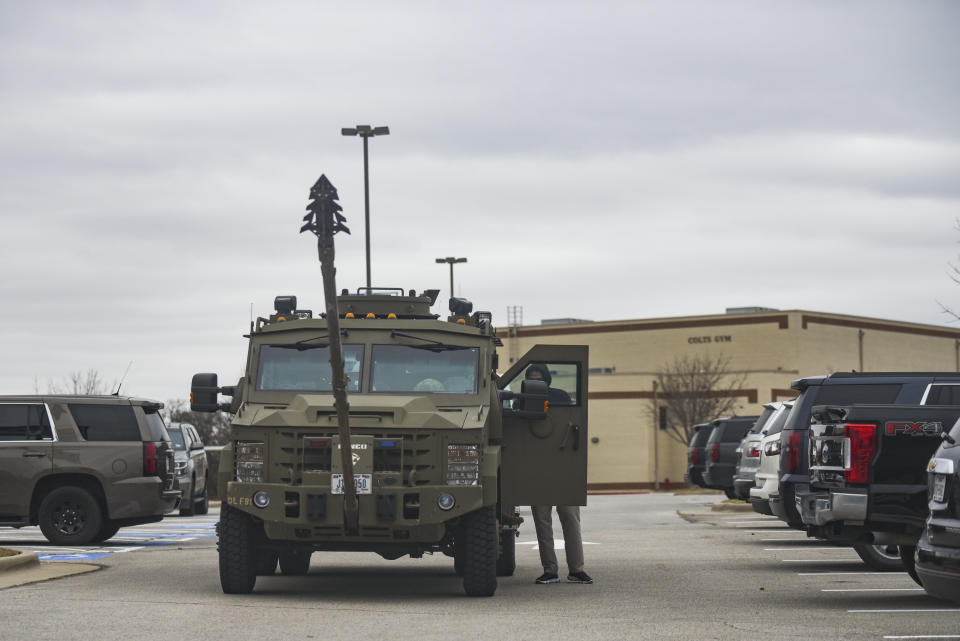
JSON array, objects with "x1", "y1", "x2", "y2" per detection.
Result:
[
  {"x1": 46, "y1": 369, "x2": 116, "y2": 395},
  {"x1": 650, "y1": 354, "x2": 749, "y2": 445},
  {"x1": 163, "y1": 399, "x2": 232, "y2": 446},
  {"x1": 939, "y1": 219, "x2": 960, "y2": 322}
]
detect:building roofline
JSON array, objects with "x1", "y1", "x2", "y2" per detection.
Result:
[{"x1": 496, "y1": 309, "x2": 960, "y2": 340}]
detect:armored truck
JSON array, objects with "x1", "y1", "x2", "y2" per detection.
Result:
[{"x1": 192, "y1": 291, "x2": 588, "y2": 597}]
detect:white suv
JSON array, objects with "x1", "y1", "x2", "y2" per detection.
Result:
[{"x1": 749, "y1": 401, "x2": 793, "y2": 515}]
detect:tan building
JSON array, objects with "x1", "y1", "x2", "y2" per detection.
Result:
[{"x1": 497, "y1": 309, "x2": 960, "y2": 490}]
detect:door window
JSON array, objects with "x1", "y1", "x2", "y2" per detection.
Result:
[
  {"x1": 925, "y1": 384, "x2": 960, "y2": 406},
  {"x1": 69, "y1": 404, "x2": 140, "y2": 441},
  {"x1": 0, "y1": 404, "x2": 53, "y2": 441},
  {"x1": 502, "y1": 362, "x2": 580, "y2": 407}
]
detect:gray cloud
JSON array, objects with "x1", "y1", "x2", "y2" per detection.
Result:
[{"x1": 1, "y1": 1, "x2": 959, "y2": 402}]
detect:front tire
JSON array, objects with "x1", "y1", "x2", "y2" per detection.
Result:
[
  {"x1": 279, "y1": 548, "x2": 312, "y2": 576},
  {"x1": 195, "y1": 486, "x2": 209, "y2": 515},
  {"x1": 899, "y1": 545, "x2": 921, "y2": 585},
  {"x1": 219, "y1": 505, "x2": 258, "y2": 594},
  {"x1": 853, "y1": 543, "x2": 904, "y2": 571},
  {"x1": 462, "y1": 505, "x2": 497, "y2": 597},
  {"x1": 38, "y1": 486, "x2": 104, "y2": 546},
  {"x1": 179, "y1": 479, "x2": 196, "y2": 516}
]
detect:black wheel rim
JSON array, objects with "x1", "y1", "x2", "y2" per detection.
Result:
[{"x1": 51, "y1": 501, "x2": 86, "y2": 536}]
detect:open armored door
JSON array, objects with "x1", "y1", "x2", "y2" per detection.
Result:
[{"x1": 499, "y1": 344, "x2": 588, "y2": 506}]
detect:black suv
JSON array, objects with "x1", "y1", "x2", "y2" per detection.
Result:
[
  {"x1": 702, "y1": 416, "x2": 758, "y2": 498},
  {"x1": 778, "y1": 373, "x2": 960, "y2": 528},
  {"x1": 684, "y1": 423, "x2": 712, "y2": 488}
]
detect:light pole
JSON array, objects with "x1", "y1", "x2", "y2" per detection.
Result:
[
  {"x1": 435, "y1": 256, "x2": 467, "y2": 301},
  {"x1": 342, "y1": 125, "x2": 389, "y2": 289}
]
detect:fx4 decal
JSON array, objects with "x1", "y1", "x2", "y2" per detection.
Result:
[{"x1": 885, "y1": 421, "x2": 944, "y2": 437}]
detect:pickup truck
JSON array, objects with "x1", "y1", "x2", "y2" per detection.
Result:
[
  {"x1": 800, "y1": 403, "x2": 960, "y2": 576},
  {"x1": 778, "y1": 372, "x2": 960, "y2": 529}
]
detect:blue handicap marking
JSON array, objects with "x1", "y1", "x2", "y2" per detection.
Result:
[{"x1": 39, "y1": 553, "x2": 112, "y2": 561}]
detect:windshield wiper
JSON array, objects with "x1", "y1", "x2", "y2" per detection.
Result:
[
  {"x1": 390, "y1": 331, "x2": 472, "y2": 352},
  {"x1": 268, "y1": 330, "x2": 348, "y2": 351}
]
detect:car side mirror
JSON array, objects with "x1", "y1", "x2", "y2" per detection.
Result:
[
  {"x1": 499, "y1": 379, "x2": 549, "y2": 420},
  {"x1": 191, "y1": 373, "x2": 221, "y2": 412},
  {"x1": 190, "y1": 440, "x2": 205, "y2": 451}
]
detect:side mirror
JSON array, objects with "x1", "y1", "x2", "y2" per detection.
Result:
[
  {"x1": 191, "y1": 373, "x2": 221, "y2": 412},
  {"x1": 500, "y1": 379, "x2": 549, "y2": 420},
  {"x1": 190, "y1": 440, "x2": 205, "y2": 451}
]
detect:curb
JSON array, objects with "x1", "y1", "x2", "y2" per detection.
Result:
[
  {"x1": 710, "y1": 501, "x2": 754, "y2": 512},
  {"x1": 0, "y1": 550, "x2": 40, "y2": 574}
]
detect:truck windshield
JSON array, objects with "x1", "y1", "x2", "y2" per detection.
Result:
[
  {"x1": 371, "y1": 345, "x2": 479, "y2": 394},
  {"x1": 256, "y1": 344, "x2": 364, "y2": 392}
]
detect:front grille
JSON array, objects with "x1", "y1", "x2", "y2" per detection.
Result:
[{"x1": 276, "y1": 430, "x2": 437, "y2": 486}]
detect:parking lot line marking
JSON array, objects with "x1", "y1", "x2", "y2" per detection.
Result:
[
  {"x1": 782, "y1": 558, "x2": 862, "y2": 562},
  {"x1": 796, "y1": 571, "x2": 903, "y2": 576},
  {"x1": 849, "y1": 609, "x2": 960, "y2": 613},
  {"x1": 822, "y1": 588, "x2": 924, "y2": 592},
  {"x1": 883, "y1": 634, "x2": 960, "y2": 639},
  {"x1": 764, "y1": 547, "x2": 849, "y2": 551}
]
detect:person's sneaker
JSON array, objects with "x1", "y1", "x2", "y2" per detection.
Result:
[
  {"x1": 567, "y1": 571, "x2": 593, "y2": 584},
  {"x1": 535, "y1": 572, "x2": 560, "y2": 584}
]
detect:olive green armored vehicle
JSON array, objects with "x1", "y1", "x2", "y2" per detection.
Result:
[{"x1": 191, "y1": 174, "x2": 587, "y2": 596}]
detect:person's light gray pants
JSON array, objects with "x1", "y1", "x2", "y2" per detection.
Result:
[{"x1": 531, "y1": 505, "x2": 584, "y2": 575}]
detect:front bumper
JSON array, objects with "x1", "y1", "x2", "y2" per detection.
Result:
[
  {"x1": 916, "y1": 523, "x2": 960, "y2": 604},
  {"x1": 798, "y1": 488, "x2": 868, "y2": 527},
  {"x1": 225, "y1": 480, "x2": 485, "y2": 543}
]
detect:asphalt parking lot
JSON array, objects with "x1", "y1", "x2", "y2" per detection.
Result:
[{"x1": 1, "y1": 493, "x2": 957, "y2": 641}]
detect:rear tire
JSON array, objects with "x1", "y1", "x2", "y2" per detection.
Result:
[
  {"x1": 496, "y1": 529, "x2": 516, "y2": 577},
  {"x1": 899, "y1": 545, "x2": 921, "y2": 585},
  {"x1": 279, "y1": 549, "x2": 312, "y2": 576},
  {"x1": 219, "y1": 505, "x2": 258, "y2": 594},
  {"x1": 461, "y1": 505, "x2": 497, "y2": 597},
  {"x1": 91, "y1": 521, "x2": 120, "y2": 544},
  {"x1": 853, "y1": 543, "x2": 904, "y2": 571},
  {"x1": 38, "y1": 486, "x2": 104, "y2": 546},
  {"x1": 723, "y1": 488, "x2": 737, "y2": 500}
]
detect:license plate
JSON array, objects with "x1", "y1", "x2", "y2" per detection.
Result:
[
  {"x1": 933, "y1": 474, "x2": 947, "y2": 503},
  {"x1": 331, "y1": 473, "x2": 372, "y2": 495}
]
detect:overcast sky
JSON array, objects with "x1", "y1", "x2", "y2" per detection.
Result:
[{"x1": 2, "y1": 1, "x2": 959, "y2": 403}]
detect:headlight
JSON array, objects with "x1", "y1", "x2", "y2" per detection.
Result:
[
  {"x1": 446, "y1": 444, "x2": 479, "y2": 486},
  {"x1": 174, "y1": 460, "x2": 188, "y2": 476},
  {"x1": 235, "y1": 441, "x2": 265, "y2": 483}
]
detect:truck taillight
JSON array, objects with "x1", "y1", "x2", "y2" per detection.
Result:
[
  {"x1": 691, "y1": 448, "x2": 699, "y2": 464},
  {"x1": 786, "y1": 432, "x2": 803, "y2": 473},
  {"x1": 747, "y1": 445, "x2": 761, "y2": 458},
  {"x1": 711, "y1": 443, "x2": 720, "y2": 462},
  {"x1": 844, "y1": 423, "x2": 876, "y2": 484},
  {"x1": 144, "y1": 442, "x2": 158, "y2": 476}
]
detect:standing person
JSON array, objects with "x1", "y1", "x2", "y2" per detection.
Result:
[{"x1": 524, "y1": 364, "x2": 593, "y2": 585}]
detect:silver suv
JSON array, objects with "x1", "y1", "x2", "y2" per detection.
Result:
[{"x1": 166, "y1": 422, "x2": 209, "y2": 516}]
